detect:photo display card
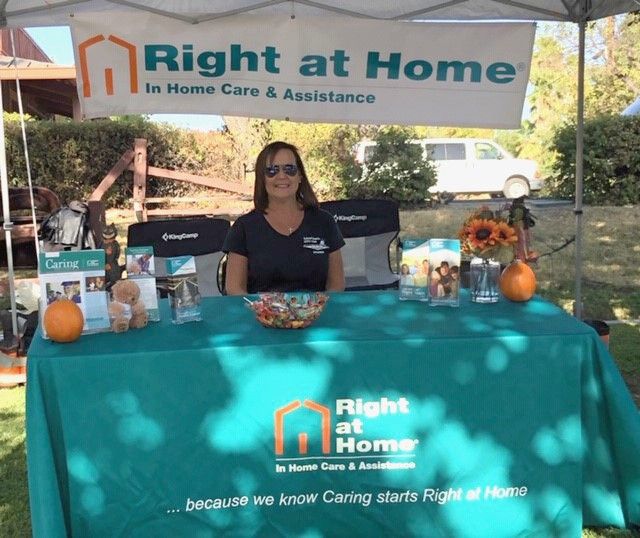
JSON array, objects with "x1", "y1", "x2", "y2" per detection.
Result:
[
  {"x1": 166, "y1": 255, "x2": 202, "y2": 324},
  {"x1": 126, "y1": 246, "x2": 160, "y2": 322},
  {"x1": 428, "y1": 239, "x2": 461, "y2": 307},
  {"x1": 38, "y1": 249, "x2": 111, "y2": 338},
  {"x1": 398, "y1": 238, "x2": 430, "y2": 302}
]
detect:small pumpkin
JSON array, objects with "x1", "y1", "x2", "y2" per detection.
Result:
[
  {"x1": 43, "y1": 298, "x2": 84, "y2": 343},
  {"x1": 499, "y1": 260, "x2": 536, "y2": 302}
]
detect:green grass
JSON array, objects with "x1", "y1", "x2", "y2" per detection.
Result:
[
  {"x1": 610, "y1": 323, "x2": 640, "y2": 405},
  {"x1": 0, "y1": 385, "x2": 30, "y2": 537},
  {"x1": 1, "y1": 324, "x2": 638, "y2": 536}
]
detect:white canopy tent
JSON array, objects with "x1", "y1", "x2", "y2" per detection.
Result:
[
  {"x1": 1, "y1": 0, "x2": 639, "y2": 333},
  {"x1": 622, "y1": 95, "x2": 640, "y2": 115}
]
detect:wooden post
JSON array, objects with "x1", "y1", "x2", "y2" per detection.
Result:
[
  {"x1": 89, "y1": 147, "x2": 136, "y2": 246},
  {"x1": 132, "y1": 138, "x2": 148, "y2": 222},
  {"x1": 88, "y1": 200, "x2": 106, "y2": 249}
]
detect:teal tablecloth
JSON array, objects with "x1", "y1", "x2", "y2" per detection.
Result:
[{"x1": 26, "y1": 291, "x2": 640, "y2": 537}]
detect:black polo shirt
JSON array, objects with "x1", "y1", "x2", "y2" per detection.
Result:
[{"x1": 223, "y1": 207, "x2": 345, "y2": 293}]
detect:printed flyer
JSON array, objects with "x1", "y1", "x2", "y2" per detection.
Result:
[
  {"x1": 166, "y1": 255, "x2": 202, "y2": 324},
  {"x1": 38, "y1": 249, "x2": 111, "y2": 337},
  {"x1": 427, "y1": 238, "x2": 461, "y2": 307},
  {"x1": 398, "y1": 239, "x2": 429, "y2": 301},
  {"x1": 126, "y1": 246, "x2": 160, "y2": 322}
]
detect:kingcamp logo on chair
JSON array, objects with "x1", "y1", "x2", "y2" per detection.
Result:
[
  {"x1": 274, "y1": 400, "x2": 331, "y2": 456},
  {"x1": 333, "y1": 214, "x2": 368, "y2": 222},
  {"x1": 78, "y1": 34, "x2": 139, "y2": 97},
  {"x1": 162, "y1": 232, "x2": 199, "y2": 242}
]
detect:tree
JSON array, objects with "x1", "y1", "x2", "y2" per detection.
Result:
[{"x1": 347, "y1": 126, "x2": 436, "y2": 204}]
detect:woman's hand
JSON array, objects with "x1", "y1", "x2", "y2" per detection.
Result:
[
  {"x1": 326, "y1": 249, "x2": 345, "y2": 292},
  {"x1": 225, "y1": 252, "x2": 249, "y2": 295}
]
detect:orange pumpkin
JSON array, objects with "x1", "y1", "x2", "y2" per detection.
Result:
[
  {"x1": 499, "y1": 260, "x2": 537, "y2": 302},
  {"x1": 43, "y1": 299, "x2": 84, "y2": 343}
]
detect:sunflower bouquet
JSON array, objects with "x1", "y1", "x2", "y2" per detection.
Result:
[{"x1": 458, "y1": 206, "x2": 518, "y2": 264}]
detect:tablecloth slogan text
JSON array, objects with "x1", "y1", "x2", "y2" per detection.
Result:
[{"x1": 166, "y1": 485, "x2": 528, "y2": 514}]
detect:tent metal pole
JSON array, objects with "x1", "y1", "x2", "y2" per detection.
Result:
[
  {"x1": 0, "y1": 79, "x2": 19, "y2": 336},
  {"x1": 574, "y1": 17, "x2": 586, "y2": 319},
  {"x1": 9, "y1": 29, "x2": 40, "y2": 263}
]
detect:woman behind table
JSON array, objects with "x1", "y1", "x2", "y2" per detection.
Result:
[{"x1": 223, "y1": 141, "x2": 345, "y2": 295}]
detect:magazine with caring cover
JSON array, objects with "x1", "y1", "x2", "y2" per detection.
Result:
[
  {"x1": 38, "y1": 249, "x2": 111, "y2": 338},
  {"x1": 166, "y1": 255, "x2": 202, "y2": 324},
  {"x1": 398, "y1": 238, "x2": 429, "y2": 301},
  {"x1": 428, "y1": 238, "x2": 461, "y2": 307},
  {"x1": 125, "y1": 246, "x2": 160, "y2": 322}
]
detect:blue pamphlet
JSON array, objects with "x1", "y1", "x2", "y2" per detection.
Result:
[
  {"x1": 398, "y1": 238, "x2": 429, "y2": 302},
  {"x1": 428, "y1": 238, "x2": 461, "y2": 307},
  {"x1": 166, "y1": 255, "x2": 202, "y2": 324}
]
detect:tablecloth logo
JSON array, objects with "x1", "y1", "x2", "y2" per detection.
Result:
[
  {"x1": 275, "y1": 400, "x2": 331, "y2": 456},
  {"x1": 78, "y1": 34, "x2": 139, "y2": 97},
  {"x1": 274, "y1": 397, "x2": 418, "y2": 473}
]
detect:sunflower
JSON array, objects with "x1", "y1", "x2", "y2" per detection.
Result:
[
  {"x1": 463, "y1": 218, "x2": 498, "y2": 251},
  {"x1": 458, "y1": 205, "x2": 530, "y2": 261},
  {"x1": 492, "y1": 221, "x2": 518, "y2": 246}
]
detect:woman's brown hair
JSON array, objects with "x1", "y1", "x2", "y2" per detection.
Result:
[{"x1": 253, "y1": 141, "x2": 319, "y2": 212}]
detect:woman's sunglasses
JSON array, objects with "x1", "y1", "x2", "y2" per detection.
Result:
[{"x1": 265, "y1": 164, "x2": 298, "y2": 178}]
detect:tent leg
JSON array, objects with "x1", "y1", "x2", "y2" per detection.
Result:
[
  {"x1": 0, "y1": 80, "x2": 19, "y2": 336},
  {"x1": 573, "y1": 18, "x2": 586, "y2": 319}
]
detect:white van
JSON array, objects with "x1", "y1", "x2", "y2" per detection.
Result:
[{"x1": 355, "y1": 138, "x2": 543, "y2": 199}]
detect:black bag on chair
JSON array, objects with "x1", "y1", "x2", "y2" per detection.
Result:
[{"x1": 39, "y1": 201, "x2": 96, "y2": 251}]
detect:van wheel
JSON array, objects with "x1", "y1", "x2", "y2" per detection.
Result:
[{"x1": 503, "y1": 177, "x2": 529, "y2": 199}]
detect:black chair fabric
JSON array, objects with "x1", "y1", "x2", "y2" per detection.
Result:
[
  {"x1": 319, "y1": 199, "x2": 400, "y2": 291},
  {"x1": 127, "y1": 217, "x2": 230, "y2": 297}
]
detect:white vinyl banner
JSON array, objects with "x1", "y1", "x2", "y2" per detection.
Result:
[{"x1": 70, "y1": 13, "x2": 535, "y2": 128}]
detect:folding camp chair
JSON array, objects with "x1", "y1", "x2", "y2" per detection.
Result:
[
  {"x1": 127, "y1": 217, "x2": 230, "y2": 297},
  {"x1": 319, "y1": 199, "x2": 400, "y2": 291}
]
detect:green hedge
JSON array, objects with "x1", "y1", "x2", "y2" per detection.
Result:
[
  {"x1": 4, "y1": 116, "x2": 230, "y2": 207},
  {"x1": 550, "y1": 114, "x2": 640, "y2": 205}
]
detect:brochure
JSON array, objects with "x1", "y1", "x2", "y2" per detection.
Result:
[
  {"x1": 125, "y1": 246, "x2": 160, "y2": 322},
  {"x1": 38, "y1": 249, "x2": 111, "y2": 338},
  {"x1": 428, "y1": 239, "x2": 461, "y2": 307},
  {"x1": 166, "y1": 255, "x2": 202, "y2": 324},
  {"x1": 398, "y1": 238, "x2": 429, "y2": 301}
]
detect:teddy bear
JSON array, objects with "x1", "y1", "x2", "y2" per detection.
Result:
[{"x1": 108, "y1": 280, "x2": 148, "y2": 333}]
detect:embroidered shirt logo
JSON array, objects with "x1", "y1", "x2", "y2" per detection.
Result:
[{"x1": 303, "y1": 237, "x2": 329, "y2": 254}]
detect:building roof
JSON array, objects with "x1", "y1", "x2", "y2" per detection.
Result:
[{"x1": 0, "y1": 28, "x2": 78, "y2": 119}]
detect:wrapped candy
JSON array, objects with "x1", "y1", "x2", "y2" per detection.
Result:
[{"x1": 245, "y1": 292, "x2": 328, "y2": 329}]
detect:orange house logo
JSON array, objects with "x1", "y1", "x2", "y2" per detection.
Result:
[
  {"x1": 78, "y1": 34, "x2": 139, "y2": 97},
  {"x1": 274, "y1": 400, "x2": 331, "y2": 456}
]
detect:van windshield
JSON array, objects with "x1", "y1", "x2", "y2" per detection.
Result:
[{"x1": 475, "y1": 142, "x2": 503, "y2": 160}]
